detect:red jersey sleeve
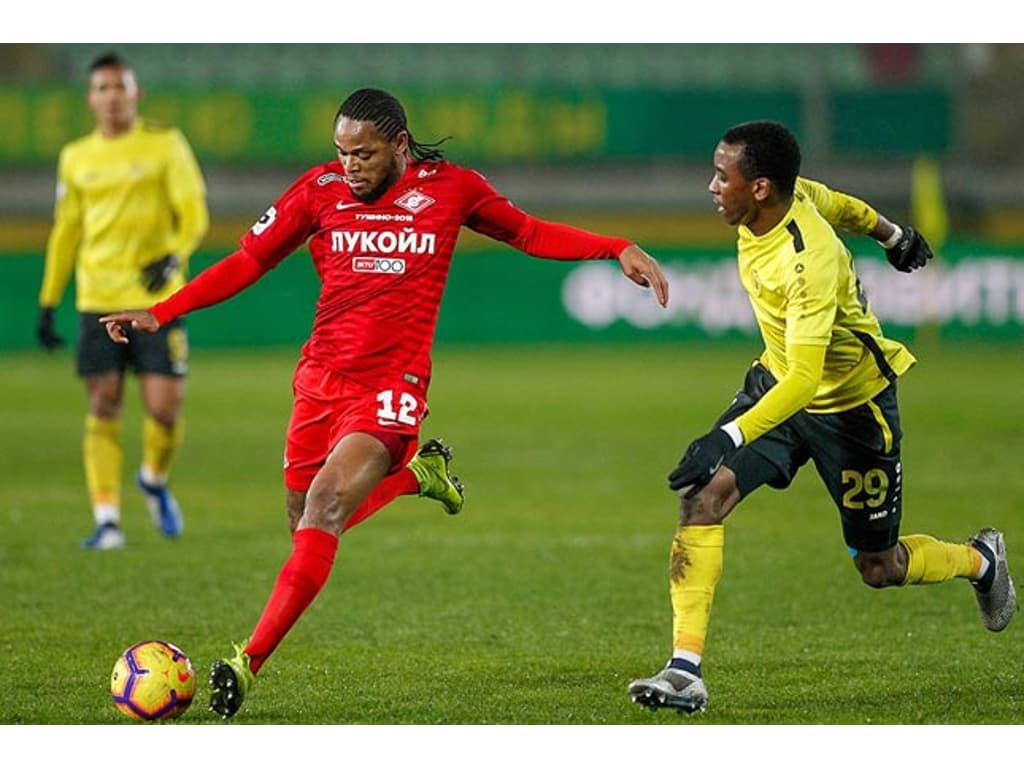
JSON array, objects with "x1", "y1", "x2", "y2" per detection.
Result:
[
  {"x1": 240, "y1": 166, "x2": 321, "y2": 267},
  {"x1": 150, "y1": 249, "x2": 269, "y2": 324},
  {"x1": 150, "y1": 165, "x2": 327, "y2": 324},
  {"x1": 463, "y1": 170, "x2": 631, "y2": 260}
]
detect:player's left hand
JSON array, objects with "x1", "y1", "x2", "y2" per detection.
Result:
[
  {"x1": 668, "y1": 428, "x2": 737, "y2": 498},
  {"x1": 885, "y1": 226, "x2": 933, "y2": 273},
  {"x1": 36, "y1": 306, "x2": 66, "y2": 350},
  {"x1": 616, "y1": 245, "x2": 669, "y2": 307},
  {"x1": 140, "y1": 254, "x2": 180, "y2": 292}
]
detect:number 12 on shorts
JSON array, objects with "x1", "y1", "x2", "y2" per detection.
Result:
[{"x1": 376, "y1": 389, "x2": 420, "y2": 427}]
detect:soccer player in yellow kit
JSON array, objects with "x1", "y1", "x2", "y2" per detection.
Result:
[
  {"x1": 37, "y1": 52, "x2": 209, "y2": 550},
  {"x1": 629, "y1": 120, "x2": 1017, "y2": 714}
]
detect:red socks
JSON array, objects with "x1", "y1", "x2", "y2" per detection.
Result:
[
  {"x1": 243, "y1": 449, "x2": 420, "y2": 675},
  {"x1": 245, "y1": 528, "x2": 338, "y2": 674}
]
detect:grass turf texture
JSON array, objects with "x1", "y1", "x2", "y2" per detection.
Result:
[{"x1": 1, "y1": 341, "x2": 1021, "y2": 725}]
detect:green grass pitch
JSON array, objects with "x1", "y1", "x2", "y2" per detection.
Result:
[{"x1": 1, "y1": 341, "x2": 1022, "y2": 731}]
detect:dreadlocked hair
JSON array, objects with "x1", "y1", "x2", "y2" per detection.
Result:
[{"x1": 335, "y1": 87, "x2": 449, "y2": 162}]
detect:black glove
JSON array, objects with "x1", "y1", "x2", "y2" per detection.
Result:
[
  {"x1": 668, "y1": 428, "x2": 738, "y2": 498},
  {"x1": 140, "y1": 254, "x2": 180, "y2": 292},
  {"x1": 884, "y1": 226, "x2": 933, "y2": 273},
  {"x1": 37, "y1": 307, "x2": 65, "y2": 350}
]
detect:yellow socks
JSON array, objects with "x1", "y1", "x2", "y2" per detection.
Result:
[
  {"x1": 670, "y1": 524, "x2": 725, "y2": 656},
  {"x1": 141, "y1": 416, "x2": 183, "y2": 483},
  {"x1": 84, "y1": 414, "x2": 122, "y2": 522},
  {"x1": 901, "y1": 533, "x2": 982, "y2": 585}
]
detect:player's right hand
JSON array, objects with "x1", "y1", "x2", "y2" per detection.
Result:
[
  {"x1": 37, "y1": 307, "x2": 65, "y2": 350},
  {"x1": 616, "y1": 244, "x2": 669, "y2": 308},
  {"x1": 668, "y1": 428, "x2": 737, "y2": 498},
  {"x1": 98, "y1": 310, "x2": 160, "y2": 344},
  {"x1": 140, "y1": 254, "x2": 180, "y2": 292}
]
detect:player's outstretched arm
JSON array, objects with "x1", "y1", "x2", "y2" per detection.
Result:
[
  {"x1": 99, "y1": 249, "x2": 273, "y2": 345},
  {"x1": 616, "y1": 244, "x2": 669, "y2": 307},
  {"x1": 466, "y1": 198, "x2": 670, "y2": 307},
  {"x1": 98, "y1": 310, "x2": 160, "y2": 344},
  {"x1": 797, "y1": 178, "x2": 933, "y2": 273}
]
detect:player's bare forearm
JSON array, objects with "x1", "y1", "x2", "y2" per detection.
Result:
[
  {"x1": 617, "y1": 244, "x2": 669, "y2": 307},
  {"x1": 98, "y1": 310, "x2": 160, "y2": 344},
  {"x1": 871, "y1": 215, "x2": 899, "y2": 243}
]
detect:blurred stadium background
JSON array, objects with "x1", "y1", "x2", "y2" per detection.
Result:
[{"x1": 2, "y1": 42, "x2": 1023, "y2": 348}]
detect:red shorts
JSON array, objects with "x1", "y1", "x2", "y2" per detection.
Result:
[{"x1": 283, "y1": 356, "x2": 427, "y2": 492}]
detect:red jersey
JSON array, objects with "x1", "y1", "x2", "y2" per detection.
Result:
[{"x1": 151, "y1": 157, "x2": 631, "y2": 393}]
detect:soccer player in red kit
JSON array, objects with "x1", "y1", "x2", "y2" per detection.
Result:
[{"x1": 100, "y1": 87, "x2": 669, "y2": 719}]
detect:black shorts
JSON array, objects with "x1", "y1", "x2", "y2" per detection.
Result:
[
  {"x1": 718, "y1": 362, "x2": 903, "y2": 553},
  {"x1": 77, "y1": 312, "x2": 189, "y2": 378}
]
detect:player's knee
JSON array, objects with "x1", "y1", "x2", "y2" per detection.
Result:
[
  {"x1": 680, "y1": 472, "x2": 738, "y2": 526},
  {"x1": 680, "y1": 492, "x2": 727, "y2": 526},
  {"x1": 858, "y1": 565, "x2": 888, "y2": 589},
  {"x1": 855, "y1": 555, "x2": 901, "y2": 589},
  {"x1": 147, "y1": 408, "x2": 180, "y2": 427},
  {"x1": 141, "y1": 390, "x2": 183, "y2": 425},
  {"x1": 88, "y1": 391, "x2": 122, "y2": 419}
]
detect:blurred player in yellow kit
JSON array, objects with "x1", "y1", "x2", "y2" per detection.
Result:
[{"x1": 37, "y1": 51, "x2": 209, "y2": 549}]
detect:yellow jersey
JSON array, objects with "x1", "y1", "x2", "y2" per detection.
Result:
[
  {"x1": 733, "y1": 177, "x2": 916, "y2": 437},
  {"x1": 39, "y1": 119, "x2": 209, "y2": 313}
]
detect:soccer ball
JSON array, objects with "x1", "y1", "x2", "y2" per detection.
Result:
[{"x1": 110, "y1": 640, "x2": 196, "y2": 721}]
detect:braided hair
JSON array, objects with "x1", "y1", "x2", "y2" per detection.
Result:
[{"x1": 335, "y1": 88, "x2": 448, "y2": 162}]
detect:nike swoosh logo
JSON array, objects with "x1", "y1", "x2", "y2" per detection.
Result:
[{"x1": 336, "y1": 202, "x2": 362, "y2": 211}]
